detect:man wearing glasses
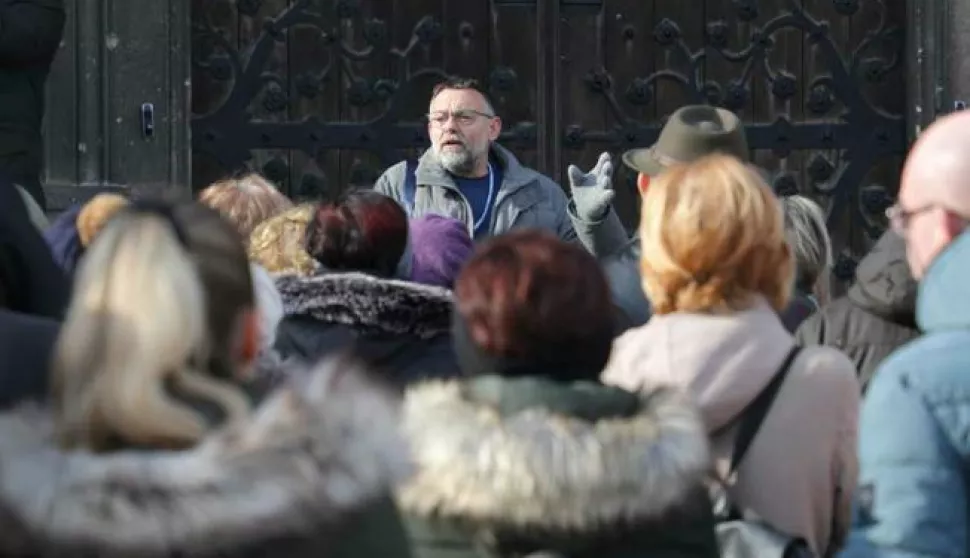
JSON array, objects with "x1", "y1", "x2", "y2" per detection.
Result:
[
  {"x1": 842, "y1": 110, "x2": 970, "y2": 558},
  {"x1": 374, "y1": 77, "x2": 575, "y2": 241}
]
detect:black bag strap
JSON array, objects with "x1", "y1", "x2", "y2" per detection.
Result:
[{"x1": 729, "y1": 345, "x2": 801, "y2": 474}]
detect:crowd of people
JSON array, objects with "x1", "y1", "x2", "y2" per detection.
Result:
[{"x1": 0, "y1": 76, "x2": 965, "y2": 558}]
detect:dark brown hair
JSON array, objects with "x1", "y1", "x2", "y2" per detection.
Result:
[
  {"x1": 454, "y1": 230, "x2": 613, "y2": 381},
  {"x1": 304, "y1": 190, "x2": 408, "y2": 278},
  {"x1": 431, "y1": 77, "x2": 495, "y2": 114}
]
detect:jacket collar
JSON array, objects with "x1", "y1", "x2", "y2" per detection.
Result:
[
  {"x1": 276, "y1": 271, "x2": 453, "y2": 339},
  {"x1": 397, "y1": 376, "x2": 710, "y2": 530},
  {"x1": 604, "y1": 296, "x2": 794, "y2": 433},
  {"x1": 847, "y1": 229, "x2": 917, "y2": 324},
  {"x1": 0, "y1": 356, "x2": 411, "y2": 555},
  {"x1": 415, "y1": 143, "x2": 538, "y2": 197},
  {"x1": 918, "y1": 230, "x2": 970, "y2": 331}
]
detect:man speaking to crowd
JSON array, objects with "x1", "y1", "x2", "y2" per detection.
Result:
[{"x1": 375, "y1": 77, "x2": 575, "y2": 242}]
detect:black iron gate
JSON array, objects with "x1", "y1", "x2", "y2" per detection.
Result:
[{"x1": 191, "y1": 0, "x2": 907, "y2": 283}]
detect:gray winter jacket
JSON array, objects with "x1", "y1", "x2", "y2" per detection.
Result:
[
  {"x1": 375, "y1": 144, "x2": 576, "y2": 242},
  {"x1": 569, "y1": 204, "x2": 650, "y2": 330}
]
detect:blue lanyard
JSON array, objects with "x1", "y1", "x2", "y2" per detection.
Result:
[{"x1": 473, "y1": 162, "x2": 496, "y2": 232}]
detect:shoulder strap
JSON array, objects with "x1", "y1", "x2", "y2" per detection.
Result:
[
  {"x1": 402, "y1": 159, "x2": 418, "y2": 215},
  {"x1": 729, "y1": 346, "x2": 802, "y2": 473}
]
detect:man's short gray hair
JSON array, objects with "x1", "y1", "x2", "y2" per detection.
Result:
[
  {"x1": 430, "y1": 77, "x2": 496, "y2": 115},
  {"x1": 780, "y1": 194, "x2": 833, "y2": 304}
]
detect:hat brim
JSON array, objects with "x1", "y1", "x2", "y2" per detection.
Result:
[
  {"x1": 623, "y1": 147, "x2": 772, "y2": 184},
  {"x1": 621, "y1": 147, "x2": 667, "y2": 177}
]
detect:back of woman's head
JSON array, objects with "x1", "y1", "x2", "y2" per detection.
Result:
[
  {"x1": 639, "y1": 153, "x2": 793, "y2": 314},
  {"x1": 305, "y1": 190, "x2": 409, "y2": 278},
  {"x1": 199, "y1": 173, "x2": 293, "y2": 239},
  {"x1": 53, "y1": 201, "x2": 255, "y2": 452},
  {"x1": 453, "y1": 231, "x2": 613, "y2": 382},
  {"x1": 409, "y1": 214, "x2": 473, "y2": 289},
  {"x1": 780, "y1": 195, "x2": 833, "y2": 304},
  {"x1": 248, "y1": 203, "x2": 317, "y2": 275}
]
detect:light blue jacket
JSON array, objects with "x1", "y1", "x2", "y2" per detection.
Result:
[{"x1": 840, "y1": 230, "x2": 970, "y2": 558}]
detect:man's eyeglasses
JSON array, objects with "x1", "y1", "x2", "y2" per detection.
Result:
[
  {"x1": 886, "y1": 203, "x2": 936, "y2": 233},
  {"x1": 427, "y1": 110, "x2": 495, "y2": 127}
]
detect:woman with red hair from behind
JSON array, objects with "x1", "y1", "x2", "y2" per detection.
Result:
[
  {"x1": 396, "y1": 230, "x2": 718, "y2": 557},
  {"x1": 273, "y1": 190, "x2": 459, "y2": 389}
]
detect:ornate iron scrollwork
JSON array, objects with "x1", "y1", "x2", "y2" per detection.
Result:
[
  {"x1": 560, "y1": 0, "x2": 903, "y2": 276},
  {"x1": 192, "y1": 0, "x2": 545, "y2": 199},
  {"x1": 192, "y1": 0, "x2": 904, "y2": 275}
]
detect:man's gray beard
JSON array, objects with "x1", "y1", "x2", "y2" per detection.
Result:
[{"x1": 436, "y1": 145, "x2": 478, "y2": 176}]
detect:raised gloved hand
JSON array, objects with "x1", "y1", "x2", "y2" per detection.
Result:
[{"x1": 567, "y1": 151, "x2": 615, "y2": 222}]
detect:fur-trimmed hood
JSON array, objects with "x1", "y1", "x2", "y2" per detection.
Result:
[
  {"x1": 276, "y1": 271, "x2": 453, "y2": 339},
  {"x1": 0, "y1": 356, "x2": 411, "y2": 556},
  {"x1": 398, "y1": 377, "x2": 711, "y2": 531}
]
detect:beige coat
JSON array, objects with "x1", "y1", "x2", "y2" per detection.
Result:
[{"x1": 602, "y1": 297, "x2": 859, "y2": 556}]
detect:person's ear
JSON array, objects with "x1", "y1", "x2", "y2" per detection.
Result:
[
  {"x1": 637, "y1": 173, "x2": 650, "y2": 195},
  {"x1": 942, "y1": 210, "x2": 967, "y2": 242},
  {"x1": 489, "y1": 116, "x2": 502, "y2": 142}
]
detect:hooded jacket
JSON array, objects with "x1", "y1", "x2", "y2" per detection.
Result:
[
  {"x1": 398, "y1": 375, "x2": 719, "y2": 558},
  {"x1": 0, "y1": 356, "x2": 413, "y2": 557},
  {"x1": 603, "y1": 297, "x2": 859, "y2": 556},
  {"x1": 840, "y1": 230, "x2": 970, "y2": 558},
  {"x1": 795, "y1": 230, "x2": 919, "y2": 392},
  {"x1": 274, "y1": 272, "x2": 460, "y2": 388}
]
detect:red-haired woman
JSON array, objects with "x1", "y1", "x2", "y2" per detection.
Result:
[
  {"x1": 396, "y1": 230, "x2": 718, "y2": 558},
  {"x1": 273, "y1": 190, "x2": 458, "y2": 388}
]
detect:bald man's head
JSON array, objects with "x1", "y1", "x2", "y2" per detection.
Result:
[{"x1": 897, "y1": 112, "x2": 970, "y2": 278}]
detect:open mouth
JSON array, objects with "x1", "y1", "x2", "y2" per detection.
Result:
[{"x1": 441, "y1": 139, "x2": 465, "y2": 149}]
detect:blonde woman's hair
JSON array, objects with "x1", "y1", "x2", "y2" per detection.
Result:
[
  {"x1": 198, "y1": 173, "x2": 294, "y2": 238},
  {"x1": 76, "y1": 193, "x2": 129, "y2": 247},
  {"x1": 53, "y1": 202, "x2": 255, "y2": 452},
  {"x1": 639, "y1": 154, "x2": 794, "y2": 315},
  {"x1": 780, "y1": 195, "x2": 833, "y2": 305},
  {"x1": 247, "y1": 203, "x2": 317, "y2": 275}
]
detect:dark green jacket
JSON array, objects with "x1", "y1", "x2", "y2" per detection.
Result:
[
  {"x1": 0, "y1": 0, "x2": 65, "y2": 207},
  {"x1": 0, "y1": 356, "x2": 413, "y2": 557},
  {"x1": 398, "y1": 376, "x2": 720, "y2": 558}
]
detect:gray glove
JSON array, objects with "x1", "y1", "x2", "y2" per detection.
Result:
[{"x1": 567, "y1": 151, "x2": 615, "y2": 222}]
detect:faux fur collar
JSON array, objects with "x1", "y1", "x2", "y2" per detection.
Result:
[
  {"x1": 276, "y1": 271, "x2": 453, "y2": 339},
  {"x1": 398, "y1": 380, "x2": 710, "y2": 530},
  {"x1": 0, "y1": 356, "x2": 411, "y2": 555}
]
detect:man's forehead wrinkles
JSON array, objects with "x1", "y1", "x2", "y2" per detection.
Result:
[{"x1": 429, "y1": 90, "x2": 487, "y2": 112}]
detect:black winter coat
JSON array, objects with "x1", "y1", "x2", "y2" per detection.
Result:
[
  {"x1": 795, "y1": 230, "x2": 919, "y2": 392},
  {"x1": 0, "y1": 176, "x2": 69, "y2": 318},
  {"x1": 274, "y1": 272, "x2": 461, "y2": 389},
  {"x1": 0, "y1": 309, "x2": 57, "y2": 408},
  {"x1": 0, "y1": 0, "x2": 65, "y2": 207}
]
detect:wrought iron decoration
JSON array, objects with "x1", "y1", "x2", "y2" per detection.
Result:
[
  {"x1": 192, "y1": 0, "x2": 904, "y2": 280},
  {"x1": 566, "y1": 0, "x2": 904, "y2": 280}
]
